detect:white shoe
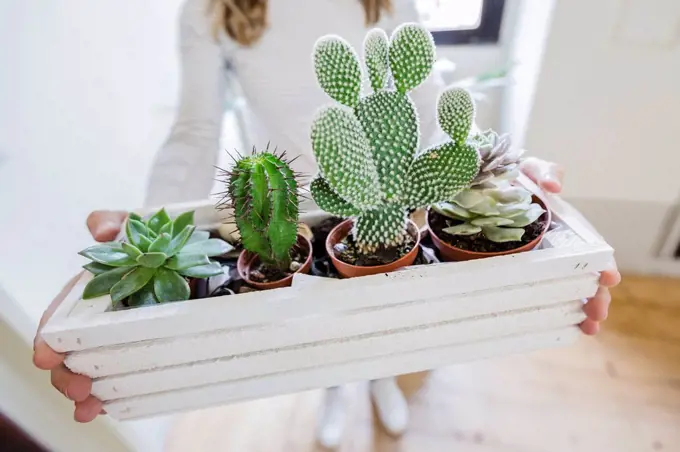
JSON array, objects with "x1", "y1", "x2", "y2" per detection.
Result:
[
  {"x1": 370, "y1": 377, "x2": 409, "y2": 437},
  {"x1": 315, "y1": 386, "x2": 346, "y2": 449}
]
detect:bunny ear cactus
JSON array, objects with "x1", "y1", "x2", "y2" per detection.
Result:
[
  {"x1": 221, "y1": 148, "x2": 301, "y2": 269},
  {"x1": 311, "y1": 23, "x2": 480, "y2": 253},
  {"x1": 78, "y1": 209, "x2": 232, "y2": 306}
]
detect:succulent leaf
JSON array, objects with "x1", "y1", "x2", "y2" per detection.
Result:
[
  {"x1": 509, "y1": 203, "x2": 546, "y2": 227},
  {"x1": 482, "y1": 225, "x2": 525, "y2": 242},
  {"x1": 126, "y1": 219, "x2": 149, "y2": 249},
  {"x1": 121, "y1": 242, "x2": 143, "y2": 259},
  {"x1": 171, "y1": 211, "x2": 195, "y2": 237},
  {"x1": 443, "y1": 223, "x2": 481, "y2": 236},
  {"x1": 153, "y1": 267, "x2": 190, "y2": 303},
  {"x1": 186, "y1": 230, "x2": 210, "y2": 245},
  {"x1": 127, "y1": 282, "x2": 158, "y2": 307},
  {"x1": 165, "y1": 225, "x2": 196, "y2": 257},
  {"x1": 313, "y1": 36, "x2": 362, "y2": 108},
  {"x1": 110, "y1": 267, "x2": 156, "y2": 303},
  {"x1": 148, "y1": 233, "x2": 172, "y2": 254},
  {"x1": 82, "y1": 267, "x2": 133, "y2": 300},
  {"x1": 165, "y1": 253, "x2": 210, "y2": 271},
  {"x1": 178, "y1": 262, "x2": 224, "y2": 278},
  {"x1": 437, "y1": 87, "x2": 475, "y2": 144},
  {"x1": 83, "y1": 262, "x2": 116, "y2": 276},
  {"x1": 388, "y1": 23, "x2": 435, "y2": 93},
  {"x1": 79, "y1": 243, "x2": 137, "y2": 267},
  {"x1": 136, "y1": 252, "x2": 168, "y2": 268},
  {"x1": 364, "y1": 28, "x2": 389, "y2": 92},
  {"x1": 432, "y1": 202, "x2": 472, "y2": 220},
  {"x1": 147, "y1": 208, "x2": 171, "y2": 234}
]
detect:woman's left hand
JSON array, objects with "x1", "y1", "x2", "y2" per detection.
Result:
[{"x1": 520, "y1": 157, "x2": 621, "y2": 335}]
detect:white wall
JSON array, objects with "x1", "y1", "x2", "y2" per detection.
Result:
[{"x1": 511, "y1": 0, "x2": 680, "y2": 273}]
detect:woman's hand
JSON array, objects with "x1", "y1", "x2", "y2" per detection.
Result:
[
  {"x1": 520, "y1": 157, "x2": 621, "y2": 335},
  {"x1": 32, "y1": 210, "x2": 128, "y2": 422}
]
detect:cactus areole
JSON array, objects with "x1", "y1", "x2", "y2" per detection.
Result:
[{"x1": 310, "y1": 23, "x2": 481, "y2": 258}]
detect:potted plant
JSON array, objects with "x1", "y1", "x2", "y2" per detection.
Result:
[
  {"x1": 426, "y1": 91, "x2": 551, "y2": 261},
  {"x1": 38, "y1": 22, "x2": 613, "y2": 422},
  {"x1": 220, "y1": 148, "x2": 313, "y2": 289},
  {"x1": 309, "y1": 23, "x2": 480, "y2": 278},
  {"x1": 78, "y1": 208, "x2": 232, "y2": 308}
]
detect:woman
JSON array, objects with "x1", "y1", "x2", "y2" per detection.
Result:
[{"x1": 32, "y1": 0, "x2": 620, "y2": 448}]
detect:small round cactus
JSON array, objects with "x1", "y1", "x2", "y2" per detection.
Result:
[{"x1": 310, "y1": 23, "x2": 480, "y2": 254}]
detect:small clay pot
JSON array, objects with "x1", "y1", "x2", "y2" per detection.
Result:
[
  {"x1": 325, "y1": 219, "x2": 421, "y2": 278},
  {"x1": 427, "y1": 195, "x2": 552, "y2": 262},
  {"x1": 237, "y1": 234, "x2": 313, "y2": 290}
]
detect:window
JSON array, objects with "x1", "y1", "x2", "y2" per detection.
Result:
[{"x1": 416, "y1": 0, "x2": 506, "y2": 45}]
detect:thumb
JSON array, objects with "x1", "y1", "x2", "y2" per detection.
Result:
[
  {"x1": 520, "y1": 157, "x2": 564, "y2": 194},
  {"x1": 86, "y1": 210, "x2": 129, "y2": 242}
]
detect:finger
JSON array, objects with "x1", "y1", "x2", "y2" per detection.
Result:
[
  {"x1": 74, "y1": 396, "x2": 104, "y2": 423},
  {"x1": 583, "y1": 287, "x2": 612, "y2": 322},
  {"x1": 600, "y1": 268, "x2": 621, "y2": 288},
  {"x1": 579, "y1": 318, "x2": 600, "y2": 335},
  {"x1": 86, "y1": 211, "x2": 128, "y2": 242},
  {"x1": 50, "y1": 364, "x2": 92, "y2": 402},
  {"x1": 33, "y1": 273, "x2": 83, "y2": 370},
  {"x1": 520, "y1": 157, "x2": 564, "y2": 194}
]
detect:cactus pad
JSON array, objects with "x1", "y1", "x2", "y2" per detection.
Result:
[
  {"x1": 310, "y1": 24, "x2": 481, "y2": 255},
  {"x1": 313, "y1": 36, "x2": 363, "y2": 108},
  {"x1": 364, "y1": 28, "x2": 390, "y2": 92},
  {"x1": 388, "y1": 23, "x2": 436, "y2": 93},
  {"x1": 437, "y1": 88, "x2": 476, "y2": 144},
  {"x1": 355, "y1": 91, "x2": 419, "y2": 199}
]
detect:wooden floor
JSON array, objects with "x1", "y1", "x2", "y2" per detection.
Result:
[{"x1": 165, "y1": 274, "x2": 680, "y2": 452}]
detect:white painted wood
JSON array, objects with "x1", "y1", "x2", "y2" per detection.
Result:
[
  {"x1": 104, "y1": 327, "x2": 580, "y2": 420},
  {"x1": 41, "y1": 243, "x2": 610, "y2": 352},
  {"x1": 66, "y1": 274, "x2": 597, "y2": 378},
  {"x1": 92, "y1": 300, "x2": 584, "y2": 400},
  {"x1": 36, "y1": 192, "x2": 615, "y2": 421}
]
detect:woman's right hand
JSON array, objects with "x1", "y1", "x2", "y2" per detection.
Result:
[{"x1": 32, "y1": 210, "x2": 128, "y2": 422}]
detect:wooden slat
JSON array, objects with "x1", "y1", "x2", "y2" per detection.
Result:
[
  {"x1": 41, "y1": 243, "x2": 610, "y2": 353},
  {"x1": 66, "y1": 274, "x2": 598, "y2": 377},
  {"x1": 92, "y1": 300, "x2": 585, "y2": 400},
  {"x1": 103, "y1": 327, "x2": 580, "y2": 420}
]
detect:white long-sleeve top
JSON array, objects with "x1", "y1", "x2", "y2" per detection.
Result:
[{"x1": 143, "y1": 0, "x2": 448, "y2": 207}]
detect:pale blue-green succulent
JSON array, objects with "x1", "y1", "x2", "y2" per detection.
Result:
[
  {"x1": 310, "y1": 23, "x2": 480, "y2": 253},
  {"x1": 433, "y1": 185, "x2": 546, "y2": 243}
]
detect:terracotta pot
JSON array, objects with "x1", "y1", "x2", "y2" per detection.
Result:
[
  {"x1": 427, "y1": 195, "x2": 552, "y2": 262},
  {"x1": 237, "y1": 234, "x2": 313, "y2": 290},
  {"x1": 326, "y1": 218, "x2": 421, "y2": 278}
]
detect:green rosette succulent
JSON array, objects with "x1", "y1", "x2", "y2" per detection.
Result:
[{"x1": 78, "y1": 208, "x2": 232, "y2": 306}]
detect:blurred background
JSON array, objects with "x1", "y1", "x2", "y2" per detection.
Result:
[{"x1": 1, "y1": 0, "x2": 679, "y2": 451}]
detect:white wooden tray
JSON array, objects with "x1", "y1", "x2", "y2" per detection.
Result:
[{"x1": 41, "y1": 177, "x2": 614, "y2": 421}]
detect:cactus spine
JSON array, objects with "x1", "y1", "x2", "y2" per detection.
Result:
[
  {"x1": 221, "y1": 148, "x2": 300, "y2": 269},
  {"x1": 310, "y1": 23, "x2": 481, "y2": 253}
]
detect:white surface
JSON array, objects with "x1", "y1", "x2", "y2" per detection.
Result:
[
  {"x1": 522, "y1": 0, "x2": 680, "y2": 205},
  {"x1": 66, "y1": 274, "x2": 597, "y2": 378},
  {"x1": 106, "y1": 327, "x2": 580, "y2": 420},
  {"x1": 91, "y1": 300, "x2": 585, "y2": 400}
]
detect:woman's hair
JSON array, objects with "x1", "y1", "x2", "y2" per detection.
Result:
[{"x1": 209, "y1": 0, "x2": 393, "y2": 46}]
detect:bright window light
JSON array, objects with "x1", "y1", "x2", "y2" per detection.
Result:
[{"x1": 416, "y1": 0, "x2": 484, "y2": 31}]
